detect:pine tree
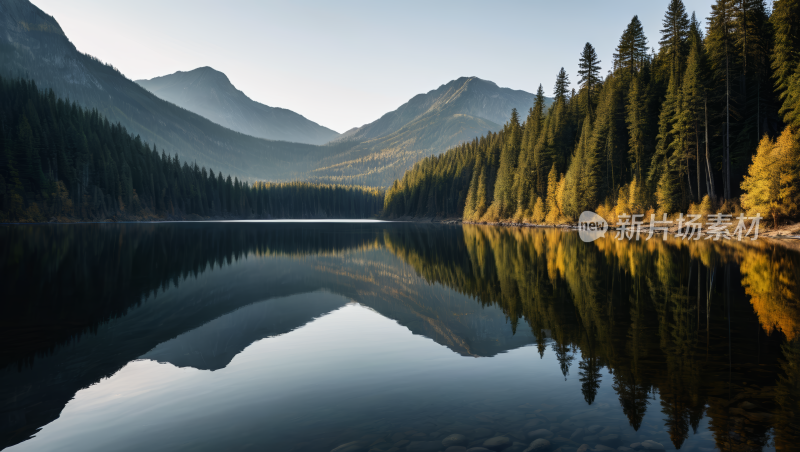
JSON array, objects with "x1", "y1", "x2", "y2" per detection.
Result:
[
  {"x1": 564, "y1": 118, "x2": 597, "y2": 218},
  {"x1": 554, "y1": 68, "x2": 571, "y2": 102},
  {"x1": 475, "y1": 167, "x2": 488, "y2": 220},
  {"x1": 464, "y1": 166, "x2": 480, "y2": 220},
  {"x1": 615, "y1": 16, "x2": 649, "y2": 81},
  {"x1": 771, "y1": 0, "x2": 800, "y2": 131},
  {"x1": 579, "y1": 355, "x2": 603, "y2": 405},
  {"x1": 627, "y1": 75, "x2": 648, "y2": 185},
  {"x1": 532, "y1": 196, "x2": 545, "y2": 223},
  {"x1": 650, "y1": 74, "x2": 681, "y2": 202},
  {"x1": 578, "y1": 42, "x2": 602, "y2": 116},
  {"x1": 707, "y1": 0, "x2": 737, "y2": 199},
  {"x1": 661, "y1": 0, "x2": 691, "y2": 81},
  {"x1": 677, "y1": 39, "x2": 707, "y2": 202},
  {"x1": 491, "y1": 109, "x2": 522, "y2": 219},
  {"x1": 545, "y1": 164, "x2": 559, "y2": 223}
]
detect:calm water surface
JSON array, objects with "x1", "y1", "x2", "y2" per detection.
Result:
[{"x1": 1, "y1": 222, "x2": 799, "y2": 452}]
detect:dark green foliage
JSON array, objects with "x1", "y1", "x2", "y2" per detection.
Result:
[
  {"x1": 0, "y1": 78, "x2": 383, "y2": 222},
  {"x1": 554, "y1": 68, "x2": 571, "y2": 102},
  {"x1": 578, "y1": 43, "x2": 602, "y2": 115},
  {"x1": 661, "y1": 0, "x2": 691, "y2": 80},
  {"x1": 772, "y1": 0, "x2": 800, "y2": 131},
  {"x1": 615, "y1": 16, "x2": 649, "y2": 81},
  {"x1": 385, "y1": 0, "x2": 793, "y2": 220}
]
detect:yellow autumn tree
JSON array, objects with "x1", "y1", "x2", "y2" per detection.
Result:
[
  {"x1": 741, "y1": 128, "x2": 798, "y2": 226},
  {"x1": 544, "y1": 164, "x2": 559, "y2": 223},
  {"x1": 532, "y1": 197, "x2": 545, "y2": 223}
]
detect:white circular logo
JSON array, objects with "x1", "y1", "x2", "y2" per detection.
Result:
[{"x1": 578, "y1": 211, "x2": 608, "y2": 242}]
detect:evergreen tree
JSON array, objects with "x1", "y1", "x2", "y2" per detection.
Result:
[
  {"x1": 545, "y1": 164, "x2": 559, "y2": 223},
  {"x1": 707, "y1": 0, "x2": 737, "y2": 199},
  {"x1": 579, "y1": 355, "x2": 603, "y2": 405},
  {"x1": 578, "y1": 42, "x2": 602, "y2": 115},
  {"x1": 650, "y1": 74, "x2": 682, "y2": 208},
  {"x1": 554, "y1": 68, "x2": 571, "y2": 102},
  {"x1": 615, "y1": 16, "x2": 649, "y2": 80},
  {"x1": 677, "y1": 38, "x2": 707, "y2": 201},
  {"x1": 490, "y1": 109, "x2": 522, "y2": 219},
  {"x1": 771, "y1": 0, "x2": 800, "y2": 131},
  {"x1": 627, "y1": 75, "x2": 648, "y2": 185},
  {"x1": 661, "y1": 0, "x2": 691, "y2": 81}
]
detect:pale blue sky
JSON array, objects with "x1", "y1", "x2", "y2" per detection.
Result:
[{"x1": 32, "y1": 0, "x2": 717, "y2": 133}]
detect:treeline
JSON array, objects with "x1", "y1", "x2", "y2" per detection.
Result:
[
  {"x1": 0, "y1": 77, "x2": 383, "y2": 222},
  {"x1": 384, "y1": 0, "x2": 800, "y2": 224}
]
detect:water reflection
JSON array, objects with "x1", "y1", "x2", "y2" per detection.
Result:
[{"x1": 0, "y1": 223, "x2": 798, "y2": 451}]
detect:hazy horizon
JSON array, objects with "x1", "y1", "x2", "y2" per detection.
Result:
[{"x1": 31, "y1": 0, "x2": 716, "y2": 134}]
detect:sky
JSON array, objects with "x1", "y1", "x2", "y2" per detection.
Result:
[{"x1": 31, "y1": 0, "x2": 716, "y2": 134}]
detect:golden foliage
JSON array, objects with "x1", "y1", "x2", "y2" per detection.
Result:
[
  {"x1": 740, "y1": 251, "x2": 800, "y2": 340},
  {"x1": 741, "y1": 128, "x2": 799, "y2": 225}
]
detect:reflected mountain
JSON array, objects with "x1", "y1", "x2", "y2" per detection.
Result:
[
  {"x1": 1, "y1": 223, "x2": 799, "y2": 451},
  {"x1": 141, "y1": 292, "x2": 350, "y2": 371}
]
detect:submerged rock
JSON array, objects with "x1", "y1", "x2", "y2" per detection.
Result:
[
  {"x1": 483, "y1": 436, "x2": 511, "y2": 450},
  {"x1": 525, "y1": 438, "x2": 551, "y2": 451},
  {"x1": 598, "y1": 433, "x2": 621, "y2": 447},
  {"x1": 525, "y1": 419, "x2": 544, "y2": 429},
  {"x1": 505, "y1": 442, "x2": 529, "y2": 452},
  {"x1": 442, "y1": 434, "x2": 469, "y2": 447}
]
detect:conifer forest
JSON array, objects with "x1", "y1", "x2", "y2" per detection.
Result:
[
  {"x1": 0, "y1": 77, "x2": 384, "y2": 222},
  {"x1": 384, "y1": 0, "x2": 800, "y2": 227}
]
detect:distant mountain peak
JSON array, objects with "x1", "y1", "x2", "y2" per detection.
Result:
[
  {"x1": 314, "y1": 76, "x2": 553, "y2": 186},
  {"x1": 136, "y1": 67, "x2": 340, "y2": 145},
  {"x1": 0, "y1": 0, "x2": 66, "y2": 37}
]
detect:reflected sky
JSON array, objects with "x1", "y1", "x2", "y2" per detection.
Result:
[{"x1": 8, "y1": 301, "x2": 610, "y2": 452}]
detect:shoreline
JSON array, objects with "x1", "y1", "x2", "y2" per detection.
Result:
[{"x1": 393, "y1": 216, "x2": 800, "y2": 253}]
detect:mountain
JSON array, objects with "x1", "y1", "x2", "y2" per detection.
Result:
[
  {"x1": 136, "y1": 67, "x2": 340, "y2": 145},
  {"x1": 0, "y1": 0, "x2": 550, "y2": 188},
  {"x1": 0, "y1": 0, "x2": 324, "y2": 181},
  {"x1": 308, "y1": 77, "x2": 553, "y2": 186}
]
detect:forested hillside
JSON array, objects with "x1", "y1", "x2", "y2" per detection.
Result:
[
  {"x1": 0, "y1": 0, "x2": 325, "y2": 181},
  {"x1": 0, "y1": 78, "x2": 383, "y2": 222},
  {"x1": 384, "y1": 0, "x2": 800, "y2": 225},
  {"x1": 136, "y1": 67, "x2": 340, "y2": 145},
  {"x1": 306, "y1": 77, "x2": 551, "y2": 187}
]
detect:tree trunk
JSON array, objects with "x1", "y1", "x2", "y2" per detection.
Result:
[
  {"x1": 725, "y1": 24, "x2": 731, "y2": 200},
  {"x1": 705, "y1": 97, "x2": 716, "y2": 202},
  {"x1": 696, "y1": 121, "x2": 702, "y2": 199}
]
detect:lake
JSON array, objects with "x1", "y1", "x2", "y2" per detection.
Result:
[{"x1": 1, "y1": 222, "x2": 798, "y2": 452}]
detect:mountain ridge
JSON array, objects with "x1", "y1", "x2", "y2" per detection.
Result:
[
  {"x1": 310, "y1": 76, "x2": 553, "y2": 186},
  {"x1": 136, "y1": 67, "x2": 340, "y2": 145},
  {"x1": 0, "y1": 0, "x2": 551, "y2": 187},
  {"x1": 0, "y1": 0, "x2": 324, "y2": 181}
]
